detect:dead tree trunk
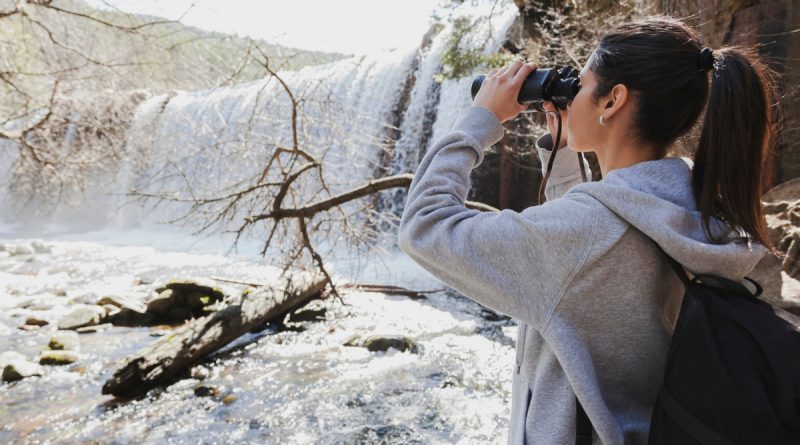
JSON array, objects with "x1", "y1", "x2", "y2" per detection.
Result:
[{"x1": 102, "y1": 272, "x2": 327, "y2": 398}]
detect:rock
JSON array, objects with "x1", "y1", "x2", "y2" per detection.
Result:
[
  {"x1": 110, "y1": 309, "x2": 156, "y2": 327},
  {"x1": 76, "y1": 323, "x2": 113, "y2": 333},
  {"x1": 17, "y1": 324, "x2": 41, "y2": 331},
  {"x1": 221, "y1": 394, "x2": 237, "y2": 404},
  {"x1": 102, "y1": 304, "x2": 121, "y2": 318},
  {"x1": 96, "y1": 295, "x2": 147, "y2": 314},
  {"x1": 146, "y1": 289, "x2": 174, "y2": 316},
  {"x1": 58, "y1": 305, "x2": 106, "y2": 330},
  {"x1": 190, "y1": 366, "x2": 211, "y2": 381},
  {"x1": 146, "y1": 282, "x2": 226, "y2": 322},
  {"x1": 39, "y1": 350, "x2": 79, "y2": 365},
  {"x1": 753, "y1": 183, "x2": 800, "y2": 313},
  {"x1": 288, "y1": 307, "x2": 327, "y2": 323},
  {"x1": 48, "y1": 331, "x2": 80, "y2": 352},
  {"x1": 30, "y1": 240, "x2": 51, "y2": 254},
  {"x1": 194, "y1": 385, "x2": 220, "y2": 397},
  {"x1": 168, "y1": 307, "x2": 192, "y2": 321},
  {"x1": 6, "y1": 243, "x2": 34, "y2": 256},
  {"x1": 3, "y1": 359, "x2": 42, "y2": 382},
  {"x1": 345, "y1": 335, "x2": 419, "y2": 353},
  {"x1": 0, "y1": 351, "x2": 28, "y2": 369}
]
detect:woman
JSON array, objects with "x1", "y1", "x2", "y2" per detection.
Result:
[{"x1": 398, "y1": 16, "x2": 778, "y2": 444}]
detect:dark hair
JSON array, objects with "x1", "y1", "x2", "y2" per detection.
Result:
[{"x1": 590, "y1": 16, "x2": 779, "y2": 251}]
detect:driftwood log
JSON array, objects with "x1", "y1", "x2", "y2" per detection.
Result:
[{"x1": 102, "y1": 272, "x2": 327, "y2": 398}]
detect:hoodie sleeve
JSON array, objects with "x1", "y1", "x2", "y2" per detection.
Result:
[
  {"x1": 398, "y1": 105, "x2": 598, "y2": 330},
  {"x1": 536, "y1": 133, "x2": 592, "y2": 201}
]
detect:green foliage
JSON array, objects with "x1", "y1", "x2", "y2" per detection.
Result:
[{"x1": 434, "y1": 16, "x2": 515, "y2": 83}]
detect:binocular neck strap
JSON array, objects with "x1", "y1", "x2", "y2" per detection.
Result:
[{"x1": 538, "y1": 111, "x2": 589, "y2": 204}]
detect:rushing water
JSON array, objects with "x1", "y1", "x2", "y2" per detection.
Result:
[{"x1": 1, "y1": 1, "x2": 522, "y2": 443}]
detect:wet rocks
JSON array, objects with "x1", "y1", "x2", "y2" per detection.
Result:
[
  {"x1": 39, "y1": 350, "x2": 79, "y2": 365},
  {"x1": 24, "y1": 316, "x2": 49, "y2": 327},
  {"x1": 58, "y1": 305, "x2": 107, "y2": 330},
  {"x1": 345, "y1": 335, "x2": 419, "y2": 353},
  {"x1": 288, "y1": 307, "x2": 327, "y2": 323},
  {"x1": 40, "y1": 331, "x2": 82, "y2": 365},
  {"x1": 194, "y1": 384, "x2": 221, "y2": 397},
  {"x1": 48, "y1": 331, "x2": 80, "y2": 351},
  {"x1": 3, "y1": 358, "x2": 42, "y2": 382},
  {"x1": 97, "y1": 295, "x2": 147, "y2": 314},
  {"x1": 145, "y1": 281, "x2": 226, "y2": 323},
  {"x1": 99, "y1": 294, "x2": 154, "y2": 327},
  {"x1": 1, "y1": 351, "x2": 28, "y2": 369}
]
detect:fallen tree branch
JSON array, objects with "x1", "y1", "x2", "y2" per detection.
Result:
[
  {"x1": 340, "y1": 283, "x2": 447, "y2": 299},
  {"x1": 102, "y1": 272, "x2": 327, "y2": 398}
]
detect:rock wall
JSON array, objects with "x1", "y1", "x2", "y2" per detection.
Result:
[{"x1": 657, "y1": 0, "x2": 800, "y2": 184}]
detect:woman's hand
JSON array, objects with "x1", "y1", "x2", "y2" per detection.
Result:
[
  {"x1": 543, "y1": 100, "x2": 568, "y2": 149},
  {"x1": 473, "y1": 60, "x2": 537, "y2": 123}
]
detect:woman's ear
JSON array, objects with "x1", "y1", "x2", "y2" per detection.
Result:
[{"x1": 603, "y1": 84, "x2": 629, "y2": 119}]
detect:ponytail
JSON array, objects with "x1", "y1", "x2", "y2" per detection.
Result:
[{"x1": 693, "y1": 47, "x2": 780, "y2": 251}]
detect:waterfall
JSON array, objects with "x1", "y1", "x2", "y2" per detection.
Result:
[{"x1": 0, "y1": 1, "x2": 520, "y2": 247}]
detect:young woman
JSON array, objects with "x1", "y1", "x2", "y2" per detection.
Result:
[{"x1": 398, "y1": 16, "x2": 778, "y2": 444}]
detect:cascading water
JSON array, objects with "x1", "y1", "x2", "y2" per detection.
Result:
[{"x1": 1, "y1": 2, "x2": 524, "y2": 444}]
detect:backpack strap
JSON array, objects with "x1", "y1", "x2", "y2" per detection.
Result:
[
  {"x1": 649, "y1": 240, "x2": 692, "y2": 287},
  {"x1": 575, "y1": 397, "x2": 593, "y2": 445}
]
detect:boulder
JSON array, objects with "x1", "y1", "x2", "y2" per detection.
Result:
[
  {"x1": 345, "y1": 335, "x2": 419, "y2": 353},
  {"x1": 48, "y1": 331, "x2": 80, "y2": 352},
  {"x1": 146, "y1": 289, "x2": 174, "y2": 316},
  {"x1": 39, "y1": 350, "x2": 79, "y2": 365},
  {"x1": 144, "y1": 281, "x2": 226, "y2": 322},
  {"x1": 96, "y1": 295, "x2": 147, "y2": 314},
  {"x1": 58, "y1": 305, "x2": 107, "y2": 330},
  {"x1": 3, "y1": 359, "x2": 42, "y2": 382},
  {"x1": 0, "y1": 351, "x2": 28, "y2": 369}
]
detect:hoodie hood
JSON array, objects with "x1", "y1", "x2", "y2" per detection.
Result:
[{"x1": 569, "y1": 156, "x2": 767, "y2": 281}]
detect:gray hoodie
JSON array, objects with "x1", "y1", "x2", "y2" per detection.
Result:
[{"x1": 397, "y1": 105, "x2": 766, "y2": 444}]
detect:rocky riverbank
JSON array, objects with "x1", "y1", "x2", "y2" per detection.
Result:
[{"x1": 0, "y1": 237, "x2": 515, "y2": 444}]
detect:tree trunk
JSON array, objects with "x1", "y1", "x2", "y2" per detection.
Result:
[{"x1": 102, "y1": 272, "x2": 327, "y2": 398}]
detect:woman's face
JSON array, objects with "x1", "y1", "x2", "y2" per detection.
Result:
[{"x1": 566, "y1": 51, "x2": 604, "y2": 152}]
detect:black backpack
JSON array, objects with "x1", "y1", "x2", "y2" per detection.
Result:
[{"x1": 575, "y1": 248, "x2": 800, "y2": 445}]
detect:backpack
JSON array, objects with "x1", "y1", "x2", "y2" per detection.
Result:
[{"x1": 575, "y1": 247, "x2": 800, "y2": 445}]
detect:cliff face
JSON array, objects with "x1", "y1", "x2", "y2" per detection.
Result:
[{"x1": 657, "y1": 0, "x2": 800, "y2": 184}]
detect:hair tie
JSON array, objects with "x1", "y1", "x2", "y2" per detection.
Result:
[{"x1": 697, "y1": 47, "x2": 715, "y2": 71}]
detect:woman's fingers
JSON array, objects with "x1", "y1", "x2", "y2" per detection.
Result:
[
  {"x1": 498, "y1": 59, "x2": 524, "y2": 77},
  {"x1": 513, "y1": 62, "x2": 537, "y2": 82}
]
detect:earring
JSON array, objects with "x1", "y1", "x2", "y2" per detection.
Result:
[{"x1": 599, "y1": 115, "x2": 607, "y2": 126}]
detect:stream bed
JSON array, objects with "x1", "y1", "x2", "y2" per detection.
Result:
[{"x1": 0, "y1": 232, "x2": 515, "y2": 444}]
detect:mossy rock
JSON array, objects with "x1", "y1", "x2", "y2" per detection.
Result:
[
  {"x1": 58, "y1": 306, "x2": 106, "y2": 330},
  {"x1": 48, "y1": 331, "x2": 80, "y2": 351},
  {"x1": 3, "y1": 360, "x2": 42, "y2": 382},
  {"x1": 39, "y1": 350, "x2": 79, "y2": 365}
]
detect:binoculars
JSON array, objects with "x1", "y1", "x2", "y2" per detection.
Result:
[{"x1": 471, "y1": 66, "x2": 580, "y2": 110}]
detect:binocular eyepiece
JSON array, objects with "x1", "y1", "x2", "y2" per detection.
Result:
[{"x1": 471, "y1": 66, "x2": 580, "y2": 110}]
